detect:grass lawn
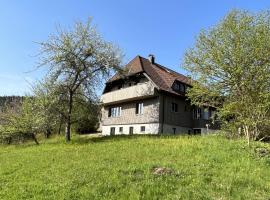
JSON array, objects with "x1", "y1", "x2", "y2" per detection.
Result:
[{"x1": 0, "y1": 134, "x2": 270, "y2": 200}]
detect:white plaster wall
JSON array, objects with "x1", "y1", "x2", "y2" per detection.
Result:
[
  {"x1": 200, "y1": 128, "x2": 218, "y2": 135},
  {"x1": 102, "y1": 123, "x2": 160, "y2": 136},
  {"x1": 102, "y1": 124, "x2": 217, "y2": 136}
]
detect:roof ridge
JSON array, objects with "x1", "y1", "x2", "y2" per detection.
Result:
[
  {"x1": 154, "y1": 63, "x2": 187, "y2": 78},
  {"x1": 139, "y1": 56, "x2": 192, "y2": 87},
  {"x1": 139, "y1": 56, "x2": 169, "y2": 90},
  {"x1": 139, "y1": 56, "x2": 186, "y2": 77},
  {"x1": 106, "y1": 55, "x2": 192, "y2": 97},
  {"x1": 137, "y1": 55, "x2": 144, "y2": 71}
]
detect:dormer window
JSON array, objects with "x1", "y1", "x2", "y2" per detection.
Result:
[
  {"x1": 179, "y1": 84, "x2": 185, "y2": 92},
  {"x1": 172, "y1": 81, "x2": 186, "y2": 93}
]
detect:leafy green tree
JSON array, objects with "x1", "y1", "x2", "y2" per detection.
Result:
[
  {"x1": 31, "y1": 80, "x2": 63, "y2": 138},
  {"x1": 0, "y1": 98, "x2": 40, "y2": 145},
  {"x1": 184, "y1": 10, "x2": 270, "y2": 144},
  {"x1": 38, "y1": 18, "x2": 123, "y2": 141},
  {"x1": 72, "y1": 98, "x2": 100, "y2": 134}
]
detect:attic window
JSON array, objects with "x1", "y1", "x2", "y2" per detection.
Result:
[{"x1": 173, "y1": 81, "x2": 186, "y2": 93}]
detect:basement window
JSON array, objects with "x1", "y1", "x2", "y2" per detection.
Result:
[
  {"x1": 141, "y1": 126, "x2": 145, "y2": 132},
  {"x1": 110, "y1": 127, "x2": 115, "y2": 135},
  {"x1": 119, "y1": 127, "x2": 123, "y2": 133}
]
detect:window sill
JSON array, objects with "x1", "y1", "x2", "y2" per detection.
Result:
[
  {"x1": 171, "y1": 111, "x2": 179, "y2": 113},
  {"x1": 108, "y1": 116, "x2": 122, "y2": 118}
]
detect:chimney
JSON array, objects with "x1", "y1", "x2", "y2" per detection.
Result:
[{"x1": 148, "y1": 54, "x2": 155, "y2": 64}]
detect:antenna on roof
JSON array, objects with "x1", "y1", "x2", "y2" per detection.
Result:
[{"x1": 148, "y1": 54, "x2": 155, "y2": 64}]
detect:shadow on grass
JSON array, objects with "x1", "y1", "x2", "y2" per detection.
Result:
[{"x1": 0, "y1": 133, "x2": 207, "y2": 147}]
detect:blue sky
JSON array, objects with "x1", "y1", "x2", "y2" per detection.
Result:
[{"x1": 0, "y1": 0, "x2": 270, "y2": 95}]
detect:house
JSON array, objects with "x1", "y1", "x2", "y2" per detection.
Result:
[{"x1": 100, "y1": 55, "x2": 218, "y2": 135}]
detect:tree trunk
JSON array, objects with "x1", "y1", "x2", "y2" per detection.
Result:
[
  {"x1": 58, "y1": 122, "x2": 62, "y2": 135},
  {"x1": 65, "y1": 91, "x2": 73, "y2": 142},
  {"x1": 32, "y1": 133, "x2": 39, "y2": 145},
  {"x1": 243, "y1": 125, "x2": 250, "y2": 146},
  {"x1": 58, "y1": 115, "x2": 63, "y2": 135},
  {"x1": 45, "y1": 128, "x2": 51, "y2": 138}
]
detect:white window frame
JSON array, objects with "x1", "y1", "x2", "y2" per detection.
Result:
[
  {"x1": 136, "y1": 102, "x2": 144, "y2": 115},
  {"x1": 109, "y1": 106, "x2": 122, "y2": 117}
]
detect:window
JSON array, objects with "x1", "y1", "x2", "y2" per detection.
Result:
[
  {"x1": 141, "y1": 126, "x2": 145, "y2": 132},
  {"x1": 171, "y1": 103, "x2": 178, "y2": 112},
  {"x1": 108, "y1": 107, "x2": 122, "y2": 117},
  {"x1": 118, "y1": 84, "x2": 122, "y2": 89},
  {"x1": 193, "y1": 108, "x2": 202, "y2": 119},
  {"x1": 179, "y1": 83, "x2": 185, "y2": 93},
  {"x1": 136, "y1": 102, "x2": 144, "y2": 114},
  {"x1": 110, "y1": 127, "x2": 115, "y2": 135},
  {"x1": 194, "y1": 129, "x2": 201, "y2": 134},
  {"x1": 119, "y1": 127, "x2": 123, "y2": 133},
  {"x1": 209, "y1": 110, "x2": 215, "y2": 118},
  {"x1": 173, "y1": 128, "x2": 176, "y2": 134},
  {"x1": 173, "y1": 81, "x2": 186, "y2": 93},
  {"x1": 129, "y1": 127, "x2": 134, "y2": 135},
  {"x1": 203, "y1": 108, "x2": 209, "y2": 120},
  {"x1": 174, "y1": 83, "x2": 180, "y2": 90}
]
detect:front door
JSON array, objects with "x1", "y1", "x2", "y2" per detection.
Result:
[{"x1": 129, "y1": 127, "x2": 133, "y2": 135}]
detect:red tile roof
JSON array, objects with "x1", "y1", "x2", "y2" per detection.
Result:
[{"x1": 107, "y1": 55, "x2": 192, "y2": 96}]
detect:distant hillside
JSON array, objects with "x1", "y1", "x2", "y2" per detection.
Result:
[{"x1": 0, "y1": 96, "x2": 24, "y2": 111}]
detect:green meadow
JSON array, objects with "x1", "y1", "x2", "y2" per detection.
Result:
[{"x1": 0, "y1": 134, "x2": 270, "y2": 200}]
